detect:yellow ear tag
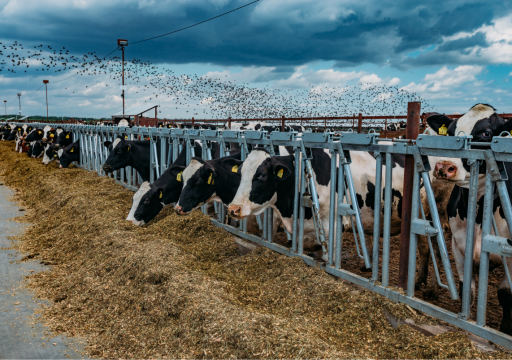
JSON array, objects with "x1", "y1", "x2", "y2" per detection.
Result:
[
  {"x1": 159, "y1": 191, "x2": 163, "y2": 199},
  {"x1": 66, "y1": 134, "x2": 70, "y2": 139},
  {"x1": 232, "y1": 165, "x2": 239, "y2": 173},
  {"x1": 277, "y1": 169, "x2": 284, "y2": 178},
  {"x1": 176, "y1": 172, "x2": 182, "y2": 182},
  {"x1": 38, "y1": 131, "x2": 41, "y2": 134},
  {"x1": 70, "y1": 148, "x2": 74, "y2": 153},
  {"x1": 54, "y1": 154, "x2": 57, "y2": 157},
  {"x1": 127, "y1": 147, "x2": 130, "y2": 152},
  {"x1": 439, "y1": 124, "x2": 448, "y2": 135},
  {"x1": 208, "y1": 173, "x2": 213, "y2": 185},
  {"x1": 50, "y1": 134, "x2": 54, "y2": 138}
]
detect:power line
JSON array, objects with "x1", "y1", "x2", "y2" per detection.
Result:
[{"x1": 131, "y1": 0, "x2": 259, "y2": 44}]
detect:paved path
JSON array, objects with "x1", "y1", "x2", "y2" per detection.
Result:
[{"x1": 0, "y1": 179, "x2": 86, "y2": 359}]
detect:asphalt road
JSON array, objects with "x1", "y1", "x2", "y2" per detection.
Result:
[{"x1": 0, "y1": 179, "x2": 86, "y2": 359}]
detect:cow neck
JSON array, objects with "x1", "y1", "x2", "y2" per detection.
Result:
[
  {"x1": 128, "y1": 141, "x2": 151, "y2": 181},
  {"x1": 210, "y1": 153, "x2": 242, "y2": 205},
  {"x1": 273, "y1": 155, "x2": 296, "y2": 219}
]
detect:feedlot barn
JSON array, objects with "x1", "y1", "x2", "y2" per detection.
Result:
[{"x1": 1, "y1": 104, "x2": 512, "y2": 358}]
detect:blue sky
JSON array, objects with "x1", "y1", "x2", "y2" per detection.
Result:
[{"x1": 1, "y1": 0, "x2": 512, "y2": 119}]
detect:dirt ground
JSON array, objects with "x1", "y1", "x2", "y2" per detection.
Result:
[{"x1": 0, "y1": 140, "x2": 510, "y2": 359}]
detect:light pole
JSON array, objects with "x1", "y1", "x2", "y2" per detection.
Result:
[
  {"x1": 117, "y1": 39, "x2": 128, "y2": 118},
  {"x1": 3, "y1": 100, "x2": 6, "y2": 117},
  {"x1": 43, "y1": 80, "x2": 49, "y2": 122},
  {"x1": 17, "y1": 93, "x2": 21, "y2": 120}
]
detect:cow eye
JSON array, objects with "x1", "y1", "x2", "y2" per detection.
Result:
[
  {"x1": 482, "y1": 131, "x2": 491, "y2": 138},
  {"x1": 258, "y1": 174, "x2": 267, "y2": 182}
]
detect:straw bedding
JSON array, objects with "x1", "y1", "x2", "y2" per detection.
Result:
[{"x1": 0, "y1": 141, "x2": 510, "y2": 359}]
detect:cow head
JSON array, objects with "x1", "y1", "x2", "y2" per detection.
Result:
[
  {"x1": 227, "y1": 149, "x2": 291, "y2": 219},
  {"x1": 31, "y1": 140, "x2": 45, "y2": 159},
  {"x1": 102, "y1": 136, "x2": 131, "y2": 173},
  {"x1": 175, "y1": 158, "x2": 221, "y2": 215},
  {"x1": 25, "y1": 128, "x2": 44, "y2": 142},
  {"x1": 127, "y1": 166, "x2": 186, "y2": 225},
  {"x1": 43, "y1": 144, "x2": 60, "y2": 165},
  {"x1": 59, "y1": 142, "x2": 79, "y2": 168},
  {"x1": 427, "y1": 103, "x2": 512, "y2": 181},
  {"x1": 55, "y1": 130, "x2": 72, "y2": 147}
]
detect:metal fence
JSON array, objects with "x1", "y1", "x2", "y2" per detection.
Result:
[{"x1": 4, "y1": 121, "x2": 512, "y2": 350}]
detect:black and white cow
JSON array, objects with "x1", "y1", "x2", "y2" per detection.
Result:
[
  {"x1": 125, "y1": 142, "x2": 203, "y2": 225},
  {"x1": 25, "y1": 127, "x2": 45, "y2": 142},
  {"x1": 30, "y1": 140, "x2": 46, "y2": 159},
  {"x1": 42, "y1": 143, "x2": 60, "y2": 165},
  {"x1": 174, "y1": 152, "x2": 242, "y2": 215},
  {"x1": 55, "y1": 130, "x2": 73, "y2": 148},
  {"x1": 58, "y1": 140, "x2": 80, "y2": 168},
  {"x1": 427, "y1": 103, "x2": 512, "y2": 335},
  {"x1": 387, "y1": 124, "x2": 398, "y2": 131}
]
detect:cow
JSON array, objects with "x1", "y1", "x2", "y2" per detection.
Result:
[
  {"x1": 174, "y1": 152, "x2": 243, "y2": 215},
  {"x1": 42, "y1": 143, "x2": 60, "y2": 165},
  {"x1": 30, "y1": 140, "x2": 46, "y2": 159},
  {"x1": 387, "y1": 124, "x2": 397, "y2": 131},
  {"x1": 126, "y1": 142, "x2": 203, "y2": 225},
  {"x1": 55, "y1": 130, "x2": 73, "y2": 148},
  {"x1": 103, "y1": 136, "x2": 229, "y2": 182},
  {"x1": 25, "y1": 127, "x2": 45, "y2": 142},
  {"x1": 426, "y1": 103, "x2": 512, "y2": 335},
  {"x1": 58, "y1": 140, "x2": 80, "y2": 168},
  {"x1": 102, "y1": 136, "x2": 164, "y2": 182}
]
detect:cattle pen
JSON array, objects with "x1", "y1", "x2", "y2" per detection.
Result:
[{"x1": 2, "y1": 103, "x2": 512, "y2": 356}]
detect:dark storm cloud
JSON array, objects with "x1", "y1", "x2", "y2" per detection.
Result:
[{"x1": 0, "y1": 0, "x2": 510, "y2": 69}]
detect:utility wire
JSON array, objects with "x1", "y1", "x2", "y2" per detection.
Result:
[{"x1": 131, "y1": 0, "x2": 259, "y2": 44}]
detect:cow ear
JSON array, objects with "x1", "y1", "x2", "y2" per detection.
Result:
[
  {"x1": 426, "y1": 115, "x2": 454, "y2": 135},
  {"x1": 272, "y1": 160, "x2": 291, "y2": 181},
  {"x1": 103, "y1": 140, "x2": 112, "y2": 148},
  {"x1": 203, "y1": 166, "x2": 216, "y2": 185},
  {"x1": 222, "y1": 158, "x2": 244, "y2": 175},
  {"x1": 497, "y1": 118, "x2": 512, "y2": 136},
  {"x1": 169, "y1": 166, "x2": 186, "y2": 182}
]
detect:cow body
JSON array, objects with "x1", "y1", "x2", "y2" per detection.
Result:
[{"x1": 427, "y1": 103, "x2": 512, "y2": 335}]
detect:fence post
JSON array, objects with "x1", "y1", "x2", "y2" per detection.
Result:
[
  {"x1": 228, "y1": 117, "x2": 231, "y2": 129},
  {"x1": 282, "y1": 116, "x2": 286, "y2": 131},
  {"x1": 134, "y1": 115, "x2": 139, "y2": 127},
  {"x1": 384, "y1": 118, "x2": 388, "y2": 138},
  {"x1": 352, "y1": 115, "x2": 355, "y2": 132},
  {"x1": 398, "y1": 101, "x2": 421, "y2": 290},
  {"x1": 357, "y1": 113, "x2": 363, "y2": 133},
  {"x1": 192, "y1": 117, "x2": 195, "y2": 127}
]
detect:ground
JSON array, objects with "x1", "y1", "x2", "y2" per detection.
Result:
[{"x1": 0, "y1": 141, "x2": 510, "y2": 359}]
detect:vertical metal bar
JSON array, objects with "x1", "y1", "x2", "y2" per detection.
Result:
[
  {"x1": 298, "y1": 157, "x2": 306, "y2": 255},
  {"x1": 407, "y1": 163, "x2": 421, "y2": 297},
  {"x1": 372, "y1": 153, "x2": 383, "y2": 281},
  {"x1": 477, "y1": 170, "x2": 494, "y2": 326},
  {"x1": 267, "y1": 208, "x2": 273, "y2": 243},
  {"x1": 461, "y1": 160, "x2": 480, "y2": 317},
  {"x1": 149, "y1": 137, "x2": 155, "y2": 183},
  {"x1": 292, "y1": 147, "x2": 300, "y2": 252},
  {"x1": 328, "y1": 149, "x2": 337, "y2": 266},
  {"x1": 335, "y1": 151, "x2": 346, "y2": 270},
  {"x1": 382, "y1": 152, "x2": 393, "y2": 287},
  {"x1": 420, "y1": 171, "x2": 459, "y2": 300}
]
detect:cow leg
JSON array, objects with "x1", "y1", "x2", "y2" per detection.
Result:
[{"x1": 415, "y1": 235, "x2": 430, "y2": 289}]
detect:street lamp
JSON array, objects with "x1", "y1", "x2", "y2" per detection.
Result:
[
  {"x1": 117, "y1": 39, "x2": 128, "y2": 118},
  {"x1": 17, "y1": 93, "x2": 21, "y2": 120},
  {"x1": 3, "y1": 100, "x2": 6, "y2": 117},
  {"x1": 43, "y1": 80, "x2": 49, "y2": 122}
]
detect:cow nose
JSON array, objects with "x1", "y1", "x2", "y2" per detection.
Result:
[
  {"x1": 228, "y1": 205, "x2": 242, "y2": 218},
  {"x1": 175, "y1": 205, "x2": 184, "y2": 215},
  {"x1": 31, "y1": 155, "x2": 35, "y2": 158},
  {"x1": 59, "y1": 165, "x2": 63, "y2": 169},
  {"x1": 435, "y1": 162, "x2": 458, "y2": 179},
  {"x1": 103, "y1": 165, "x2": 111, "y2": 172}
]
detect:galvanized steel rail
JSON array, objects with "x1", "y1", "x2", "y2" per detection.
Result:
[{"x1": 4, "y1": 121, "x2": 512, "y2": 350}]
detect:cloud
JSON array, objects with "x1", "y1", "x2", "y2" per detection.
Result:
[
  {"x1": 359, "y1": 74, "x2": 400, "y2": 89},
  {"x1": 273, "y1": 66, "x2": 364, "y2": 88},
  {"x1": 401, "y1": 65, "x2": 483, "y2": 98}
]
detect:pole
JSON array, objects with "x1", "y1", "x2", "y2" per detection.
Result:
[
  {"x1": 398, "y1": 101, "x2": 421, "y2": 290},
  {"x1": 122, "y1": 45, "x2": 125, "y2": 117},
  {"x1": 4, "y1": 101, "x2": 6, "y2": 116},
  {"x1": 281, "y1": 116, "x2": 285, "y2": 131},
  {"x1": 357, "y1": 113, "x2": 363, "y2": 133},
  {"x1": 43, "y1": 80, "x2": 49, "y2": 122},
  {"x1": 17, "y1": 93, "x2": 21, "y2": 118}
]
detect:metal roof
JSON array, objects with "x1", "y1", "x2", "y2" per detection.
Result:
[
  {"x1": 2, "y1": 117, "x2": 15, "y2": 121},
  {"x1": 112, "y1": 104, "x2": 158, "y2": 117},
  {"x1": 19, "y1": 116, "x2": 28, "y2": 120}
]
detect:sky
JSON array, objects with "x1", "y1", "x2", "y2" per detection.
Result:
[{"x1": 1, "y1": 0, "x2": 512, "y2": 119}]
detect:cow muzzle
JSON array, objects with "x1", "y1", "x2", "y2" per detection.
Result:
[
  {"x1": 103, "y1": 164, "x2": 112, "y2": 173},
  {"x1": 228, "y1": 204, "x2": 246, "y2": 219},
  {"x1": 175, "y1": 205, "x2": 187, "y2": 215},
  {"x1": 434, "y1": 161, "x2": 458, "y2": 180}
]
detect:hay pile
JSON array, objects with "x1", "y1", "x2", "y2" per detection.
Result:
[{"x1": 0, "y1": 141, "x2": 509, "y2": 359}]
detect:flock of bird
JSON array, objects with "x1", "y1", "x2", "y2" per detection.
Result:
[{"x1": 1, "y1": 40, "x2": 434, "y2": 125}]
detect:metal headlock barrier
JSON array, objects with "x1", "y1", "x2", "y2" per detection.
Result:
[{"x1": 4, "y1": 121, "x2": 512, "y2": 349}]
